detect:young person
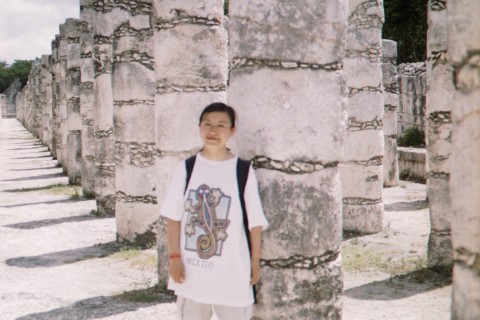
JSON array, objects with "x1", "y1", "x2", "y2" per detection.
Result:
[{"x1": 160, "y1": 102, "x2": 268, "y2": 320}]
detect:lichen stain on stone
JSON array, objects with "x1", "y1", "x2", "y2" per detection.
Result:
[
  {"x1": 120, "y1": 226, "x2": 157, "y2": 249},
  {"x1": 260, "y1": 179, "x2": 338, "y2": 250}
]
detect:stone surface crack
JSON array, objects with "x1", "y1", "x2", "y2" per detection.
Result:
[
  {"x1": 261, "y1": 251, "x2": 339, "y2": 270},
  {"x1": 252, "y1": 156, "x2": 338, "y2": 174},
  {"x1": 231, "y1": 57, "x2": 341, "y2": 71},
  {"x1": 455, "y1": 247, "x2": 480, "y2": 274}
]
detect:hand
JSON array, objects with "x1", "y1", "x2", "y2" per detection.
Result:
[
  {"x1": 169, "y1": 258, "x2": 185, "y2": 283},
  {"x1": 250, "y1": 258, "x2": 261, "y2": 285}
]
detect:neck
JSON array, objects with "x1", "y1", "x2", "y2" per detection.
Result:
[{"x1": 201, "y1": 146, "x2": 233, "y2": 161}]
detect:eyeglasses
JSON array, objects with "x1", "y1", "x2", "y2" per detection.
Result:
[{"x1": 200, "y1": 123, "x2": 232, "y2": 132}]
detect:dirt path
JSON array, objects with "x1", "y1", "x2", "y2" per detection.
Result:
[{"x1": 0, "y1": 118, "x2": 451, "y2": 320}]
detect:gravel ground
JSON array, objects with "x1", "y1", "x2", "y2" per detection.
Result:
[{"x1": 0, "y1": 118, "x2": 451, "y2": 320}]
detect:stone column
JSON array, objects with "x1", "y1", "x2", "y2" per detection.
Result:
[
  {"x1": 425, "y1": 0, "x2": 454, "y2": 267},
  {"x1": 228, "y1": 1, "x2": 347, "y2": 318},
  {"x1": 0, "y1": 95, "x2": 6, "y2": 118},
  {"x1": 382, "y1": 40, "x2": 399, "y2": 187},
  {"x1": 111, "y1": 1, "x2": 158, "y2": 246},
  {"x1": 15, "y1": 92, "x2": 24, "y2": 124},
  {"x1": 448, "y1": 0, "x2": 480, "y2": 318},
  {"x1": 341, "y1": 0, "x2": 385, "y2": 234},
  {"x1": 152, "y1": 0, "x2": 228, "y2": 286},
  {"x1": 397, "y1": 63, "x2": 427, "y2": 137},
  {"x1": 63, "y1": 19, "x2": 85, "y2": 185},
  {"x1": 31, "y1": 60, "x2": 44, "y2": 139},
  {"x1": 80, "y1": 0, "x2": 117, "y2": 215},
  {"x1": 57, "y1": 26, "x2": 69, "y2": 171},
  {"x1": 40, "y1": 55, "x2": 54, "y2": 153},
  {"x1": 50, "y1": 36, "x2": 61, "y2": 160},
  {"x1": 80, "y1": 22, "x2": 96, "y2": 197}
]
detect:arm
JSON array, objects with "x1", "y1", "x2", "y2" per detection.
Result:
[
  {"x1": 167, "y1": 218, "x2": 185, "y2": 283},
  {"x1": 250, "y1": 226, "x2": 263, "y2": 285}
]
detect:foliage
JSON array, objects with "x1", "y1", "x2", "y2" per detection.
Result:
[
  {"x1": 398, "y1": 127, "x2": 426, "y2": 147},
  {"x1": 383, "y1": 0, "x2": 428, "y2": 63},
  {"x1": 224, "y1": 0, "x2": 229, "y2": 16},
  {"x1": 0, "y1": 60, "x2": 32, "y2": 93}
]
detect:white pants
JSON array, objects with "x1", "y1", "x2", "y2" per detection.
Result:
[{"x1": 177, "y1": 296, "x2": 252, "y2": 320}]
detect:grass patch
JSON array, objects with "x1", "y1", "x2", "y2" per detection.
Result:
[
  {"x1": 110, "y1": 248, "x2": 157, "y2": 269},
  {"x1": 114, "y1": 285, "x2": 175, "y2": 303},
  {"x1": 341, "y1": 240, "x2": 427, "y2": 276},
  {"x1": 398, "y1": 127, "x2": 425, "y2": 147}
]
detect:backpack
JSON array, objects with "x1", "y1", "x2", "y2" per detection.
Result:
[{"x1": 184, "y1": 154, "x2": 257, "y2": 303}]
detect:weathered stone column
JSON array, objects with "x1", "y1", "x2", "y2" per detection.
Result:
[
  {"x1": 426, "y1": 0, "x2": 454, "y2": 267},
  {"x1": 50, "y1": 36, "x2": 62, "y2": 160},
  {"x1": 397, "y1": 63, "x2": 427, "y2": 137},
  {"x1": 14, "y1": 92, "x2": 24, "y2": 124},
  {"x1": 40, "y1": 55, "x2": 54, "y2": 153},
  {"x1": 228, "y1": 1, "x2": 347, "y2": 318},
  {"x1": 382, "y1": 40, "x2": 399, "y2": 187},
  {"x1": 0, "y1": 95, "x2": 6, "y2": 118},
  {"x1": 57, "y1": 26, "x2": 69, "y2": 171},
  {"x1": 111, "y1": 1, "x2": 158, "y2": 246},
  {"x1": 62, "y1": 19, "x2": 84, "y2": 185},
  {"x1": 152, "y1": 1, "x2": 228, "y2": 286},
  {"x1": 341, "y1": 0, "x2": 384, "y2": 233},
  {"x1": 448, "y1": 0, "x2": 480, "y2": 318},
  {"x1": 80, "y1": 0, "x2": 117, "y2": 215},
  {"x1": 80, "y1": 22, "x2": 96, "y2": 197},
  {"x1": 26, "y1": 61, "x2": 39, "y2": 138}
]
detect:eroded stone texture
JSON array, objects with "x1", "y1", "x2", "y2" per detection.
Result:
[
  {"x1": 57, "y1": 27, "x2": 69, "y2": 171},
  {"x1": 80, "y1": 22, "x2": 96, "y2": 197},
  {"x1": 50, "y1": 36, "x2": 61, "y2": 159},
  {"x1": 0, "y1": 95, "x2": 6, "y2": 118},
  {"x1": 448, "y1": 1, "x2": 480, "y2": 318},
  {"x1": 62, "y1": 19, "x2": 85, "y2": 185},
  {"x1": 40, "y1": 55, "x2": 54, "y2": 153},
  {"x1": 382, "y1": 40, "x2": 399, "y2": 187},
  {"x1": 152, "y1": 0, "x2": 228, "y2": 286},
  {"x1": 426, "y1": 0, "x2": 453, "y2": 267},
  {"x1": 341, "y1": 0, "x2": 384, "y2": 234},
  {"x1": 397, "y1": 62, "x2": 427, "y2": 136},
  {"x1": 228, "y1": 1, "x2": 347, "y2": 318},
  {"x1": 2, "y1": 78, "x2": 22, "y2": 118},
  {"x1": 111, "y1": 1, "x2": 158, "y2": 246},
  {"x1": 24, "y1": 60, "x2": 47, "y2": 140},
  {"x1": 80, "y1": 0, "x2": 119, "y2": 215}
]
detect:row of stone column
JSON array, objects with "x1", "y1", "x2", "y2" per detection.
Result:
[
  {"x1": 14, "y1": 0, "x2": 400, "y2": 318},
  {"x1": 397, "y1": 62, "x2": 427, "y2": 137},
  {"x1": 427, "y1": 0, "x2": 480, "y2": 318}
]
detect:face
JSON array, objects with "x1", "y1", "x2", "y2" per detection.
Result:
[{"x1": 199, "y1": 112, "x2": 236, "y2": 149}]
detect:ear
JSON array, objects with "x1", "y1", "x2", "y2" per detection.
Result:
[{"x1": 230, "y1": 126, "x2": 237, "y2": 135}]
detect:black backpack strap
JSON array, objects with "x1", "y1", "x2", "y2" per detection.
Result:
[
  {"x1": 237, "y1": 158, "x2": 258, "y2": 303},
  {"x1": 236, "y1": 158, "x2": 251, "y2": 249},
  {"x1": 184, "y1": 155, "x2": 196, "y2": 195}
]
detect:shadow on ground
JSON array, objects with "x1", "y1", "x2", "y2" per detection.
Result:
[
  {"x1": 344, "y1": 266, "x2": 452, "y2": 301},
  {"x1": 384, "y1": 199, "x2": 428, "y2": 212},
  {"x1": 0, "y1": 198, "x2": 90, "y2": 209},
  {"x1": 9, "y1": 166, "x2": 58, "y2": 171},
  {"x1": 16, "y1": 286, "x2": 176, "y2": 320},
  {"x1": 6, "y1": 241, "x2": 122, "y2": 268},
  {"x1": 4, "y1": 214, "x2": 110, "y2": 229},
  {"x1": 1, "y1": 172, "x2": 64, "y2": 182},
  {"x1": 3, "y1": 184, "x2": 67, "y2": 193}
]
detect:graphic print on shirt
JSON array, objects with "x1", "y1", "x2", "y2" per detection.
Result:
[{"x1": 184, "y1": 184, "x2": 231, "y2": 260}]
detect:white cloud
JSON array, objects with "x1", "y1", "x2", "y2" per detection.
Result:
[{"x1": 0, "y1": 0, "x2": 79, "y2": 64}]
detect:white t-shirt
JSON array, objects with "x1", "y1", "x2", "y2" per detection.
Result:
[{"x1": 160, "y1": 153, "x2": 268, "y2": 307}]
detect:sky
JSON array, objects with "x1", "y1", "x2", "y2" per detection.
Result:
[{"x1": 0, "y1": 0, "x2": 79, "y2": 65}]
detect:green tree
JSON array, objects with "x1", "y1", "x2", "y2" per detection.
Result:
[
  {"x1": 0, "y1": 60, "x2": 32, "y2": 93},
  {"x1": 383, "y1": 0, "x2": 428, "y2": 63}
]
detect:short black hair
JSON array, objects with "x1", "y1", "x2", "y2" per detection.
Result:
[{"x1": 199, "y1": 102, "x2": 236, "y2": 128}]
